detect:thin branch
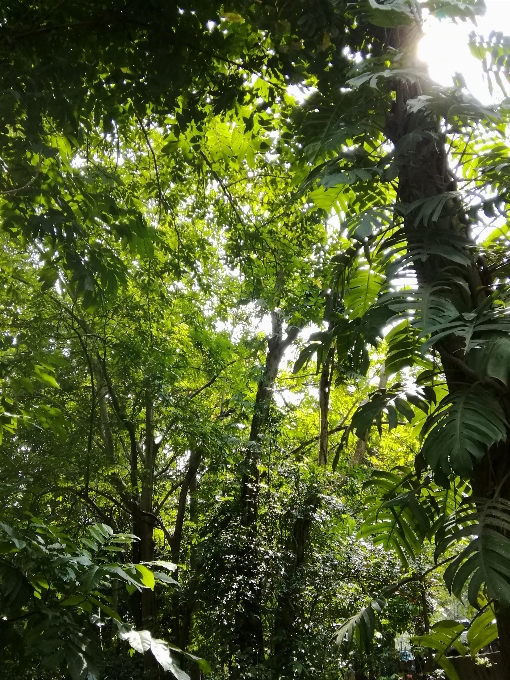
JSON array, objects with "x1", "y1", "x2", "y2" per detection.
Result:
[
  {"x1": 153, "y1": 478, "x2": 186, "y2": 515},
  {"x1": 50, "y1": 487, "x2": 113, "y2": 526},
  {"x1": 289, "y1": 424, "x2": 347, "y2": 458},
  {"x1": 381, "y1": 555, "x2": 456, "y2": 597},
  {"x1": 289, "y1": 402, "x2": 358, "y2": 457},
  {"x1": 0, "y1": 162, "x2": 41, "y2": 195},
  {"x1": 154, "y1": 450, "x2": 179, "y2": 480},
  {"x1": 199, "y1": 150, "x2": 246, "y2": 226},
  {"x1": 137, "y1": 116, "x2": 163, "y2": 223},
  {"x1": 186, "y1": 360, "x2": 237, "y2": 400}
]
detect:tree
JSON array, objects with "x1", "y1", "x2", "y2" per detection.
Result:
[
  {"x1": 280, "y1": 0, "x2": 510, "y2": 672},
  {"x1": 2, "y1": 1, "x2": 510, "y2": 679},
  {"x1": 0, "y1": 514, "x2": 188, "y2": 680}
]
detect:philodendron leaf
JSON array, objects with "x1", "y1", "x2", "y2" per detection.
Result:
[
  {"x1": 437, "y1": 498, "x2": 510, "y2": 608},
  {"x1": 421, "y1": 387, "x2": 508, "y2": 477},
  {"x1": 336, "y1": 598, "x2": 386, "y2": 654},
  {"x1": 117, "y1": 626, "x2": 190, "y2": 680},
  {"x1": 135, "y1": 564, "x2": 155, "y2": 590},
  {"x1": 118, "y1": 627, "x2": 152, "y2": 653},
  {"x1": 150, "y1": 638, "x2": 190, "y2": 680},
  {"x1": 66, "y1": 650, "x2": 88, "y2": 680},
  {"x1": 364, "y1": 0, "x2": 414, "y2": 27},
  {"x1": 467, "y1": 604, "x2": 498, "y2": 656}
]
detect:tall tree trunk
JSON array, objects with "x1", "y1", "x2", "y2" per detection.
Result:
[
  {"x1": 351, "y1": 364, "x2": 385, "y2": 466},
  {"x1": 178, "y1": 474, "x2": 199, "y2": 652},
  {"x1": 132, "y1": 395, "x2": 157, "y2": 630},
  {"x1": 270, "y1": 492, "x2": 318, "y2": 678},
  {"x1": 386, "y1": 22, "x2": 510, "y2": 648},
  {"x1": 129, "y1": 395, "x2": 160, "y2": 679},
  {"x1": 318, "y1": 347, "x2": 334, "y2": 466},
  {"x1": 271, "y1": 333, "x2": 331, "y2": 672},
  {"x1": 170, "y1": 448, "x2": 202, "y2": 646},
  {"x1": 78, "y1": 323, "x2": 162, "y2": 675},
  {"x1": 233, "y1": 312, "x2": 300, "y2": 677}
]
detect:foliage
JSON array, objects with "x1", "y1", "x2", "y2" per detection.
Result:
[
  {"x1": 0, "y1": 518, "x2": 184, "y2": 680},
  {"x1": 1, "y1": 0, "x2": 510, "y2": 678}
]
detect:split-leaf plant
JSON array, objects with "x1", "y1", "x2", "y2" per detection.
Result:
[{"x1": 288, "y1": 0, "x2": 510, "y2": 671}]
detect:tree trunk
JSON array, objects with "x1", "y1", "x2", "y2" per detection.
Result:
[
  {"x1": 170, "y1": 449, "x2": 202, "y2": 647},
  {"x1": 386, "y1": 22, "x2": 510, "y2": 650},
  {"x1": 233, "y1": 313, "x2": 300, "y2": 677},
  {"x1": 318, "y1": 347, "x2": 334, "y2": 466},
  {"x1": 271, "y1": 493, "x2": 318, "y2": 678},
  {"x1": 351, "y1": 364, "x2": 385, "y2": 466},
  {"x1": 178, "y1": 474, "x2": 199, "y2": 653}
]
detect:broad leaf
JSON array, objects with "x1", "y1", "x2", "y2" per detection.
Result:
[
  {"x1": 421, "y1": 388, "x2": 508, "y2": 477},
  {"x1": 437, "y1": 498, "x2": 510, "y2": 608},
  {"x1": 336, "y1": 598, "x2": 386, "y2": 654}
]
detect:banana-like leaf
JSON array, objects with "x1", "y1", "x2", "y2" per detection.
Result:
[
  {"x1": 400, "y1": 191, "x2": 462, "y2": 228},
  {"x1": 344, "y1": 266, "x2": 386, "y2": 319},
  {"x1": 421, "y1": 387, "x2": 508, "y2": 477},
  {"x1": 336, "y1": 597, "x2": 386, "y2": 653},
  {"x1": 360, "y1": 501, "x2": 423, "y2": 569},
  {"x1": 360, "y1": 469, "x2": 429, "y2": 568},
  {"x1": 436, "y1": 498, "x2": 510, "y2": 608},
  {"x1": 413, "y1": 604, "x2": 497, "y2": 680},
  {"x1": 420, "y1": 291, "x2": 510, "y2": 357},
  {"x1": 383, "y1": 228, "x2": 473, "y2": 280},
  {"x1": 468, "y1": 334, "x2": 510, "y2": 385},
  {"x1": 382, "y1": 284, "x2": 460, "y2": 335},
  {"x1": 351, "y1": 385, "x2": 429, "y2": 438}
]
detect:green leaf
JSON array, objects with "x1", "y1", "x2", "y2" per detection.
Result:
[
  {"x1": 118, "y1": 627, "x2": 152, "y2": 653},
  {"x1": 336, "y1": 598, "x2": 386, "y2": 653},
  {"x1": 421, "y1": 387, "x2": 508, "y2": 477},
  {"x1": 135, "y1": 564, "x2": 155, "y2": 590},
  {"x1": 153, "y1": 571, "x2": 179, "y2": 585},
  {"x1": 151, "y1": 560, "x2": 177, "y2": 571},
  {"x1": 33, "y1": 365, "x2": 59, "y2": 389},
  {"x1": 293, "y1": 343, "x2": 321, "y2": 374},
  {"x1": 0, "y1": 565, "x2": 32, "y2": 611},
  {"x1": 364, "y1": 0, "x2": 414, "y2": 27},
  {"x1": 150, "y1": 638, "x2": 190, "y2": 680},
  {"x1": 437, "y1": 498, "x2": 510, "y2": 608},
  {"x1": 66, "y1": 649, "x2": 88, "y2": 680},
  {"x1": 412, "y1": 619, "x2": 466, "y2": 680},
  {"x1": 467, "y1": 605, "x2": 498, "y2": 656}
]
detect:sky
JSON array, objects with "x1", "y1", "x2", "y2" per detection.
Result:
[{"x1": 419, "y1": 0, "x2": 510, "y2": 102}]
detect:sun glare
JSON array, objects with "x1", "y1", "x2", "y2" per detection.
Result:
[{"x1": 418, "y1": 0, "x2": 510, "y2": 103}]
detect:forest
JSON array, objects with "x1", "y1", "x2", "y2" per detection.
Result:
[{"x1": 1, "y1": 1, "x2": 510, "y2": 679}]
